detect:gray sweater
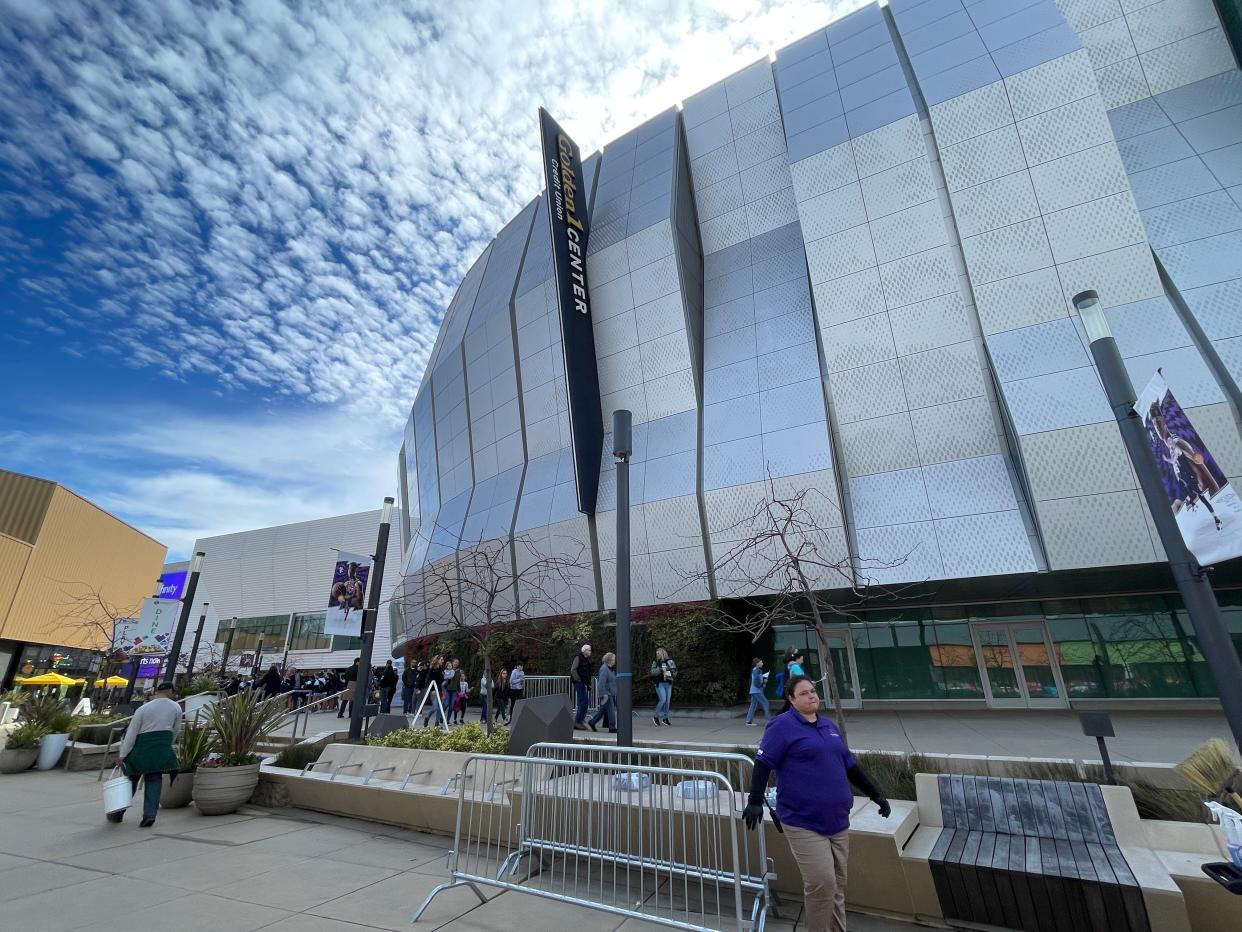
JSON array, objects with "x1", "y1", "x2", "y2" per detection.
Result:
[
  {"x1": 596, "y1": 664, "x2": 618, "y2": 700},
  {"x1": 119, "y1": 697, "x2": 182, "y2": 758}
]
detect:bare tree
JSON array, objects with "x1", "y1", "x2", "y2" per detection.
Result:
[
  {"x1": 50, "y1": 580, "x2": 145, "y2": 701},
  {"x1": 683, "y1": 471, "x2": 907, "y2": 735},
  {"x1": 396, "y1": 526, "x2": 593, "y2": 733}
]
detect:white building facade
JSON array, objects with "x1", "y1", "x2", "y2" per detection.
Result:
[{"x1": 168, "y1": 509, "x2": 403, "y2": 675}]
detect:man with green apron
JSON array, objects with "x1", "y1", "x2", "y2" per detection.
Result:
[{"x1": 109, "y1": 681, "x2": 182, "y2": 826}]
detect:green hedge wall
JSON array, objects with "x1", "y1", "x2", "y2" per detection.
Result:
[{"x1": 403, "y1": 603, "x2": 755, "y2": 707}]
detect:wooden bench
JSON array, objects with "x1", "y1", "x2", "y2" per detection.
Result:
[{"x1": 927, "y1": 773, "x2": 1149, "y2": 932}]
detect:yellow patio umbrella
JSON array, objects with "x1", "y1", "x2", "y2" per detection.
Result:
[
  {"x1": 17, "y1": 672, "x2": 78, "y2": 687},
  {"x1": 93, "y1": 675, "x2": 129, "y2": 687}
]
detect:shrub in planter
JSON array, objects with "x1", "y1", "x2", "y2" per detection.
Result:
[
  {"x1": 194, "y1": 691, "x2": 286, "y2": 815},
  {"x1": 1, "y1": 721, "x2": 46, "y2": 773},
  {"x1": 368, "y1": 724, "x2": 509, "y2": 754},
  {"x1": 163, "y1": 723, "x2": 211, "y2": 809}
]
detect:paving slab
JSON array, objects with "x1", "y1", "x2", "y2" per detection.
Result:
[{"x1": 0, "y1": 769, "x2": 929, "y2": 931}]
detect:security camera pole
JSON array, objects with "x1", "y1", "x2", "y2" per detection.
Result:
[
  {"x1": 165, "y1": 551, "x2": 206, "y2": 687},
  {"x1": 1074, "y1": 290, "x2": 1242, "y2": 754},
  {"x1": 350, "y1": 497, "x2": 396, "y2": 741},
  {"x1": 613, "y1": 410, "x2": 633, "y2": 746}
]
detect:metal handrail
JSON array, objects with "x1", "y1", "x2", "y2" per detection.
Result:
[{"x1": 279, "y1": 688, "x2": 351, "y2": 742}]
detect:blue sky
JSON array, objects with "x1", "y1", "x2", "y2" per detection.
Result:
[{"x1": 0, "y1": 0, "x2": 861, "y2": 559}]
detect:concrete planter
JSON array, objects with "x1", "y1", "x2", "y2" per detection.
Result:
[
  {"x1": 0, "y1": 748, "x2": 40, "y2": 773},
  {"x1": 161, "y1": 771, "x2": 195, "y2": 809},
  {"x1": 35, "y1": 733, "x2": 70, "y2": 771},
  {"x1": 194, "y1": 763, "x2": 259, "y2": 815}
]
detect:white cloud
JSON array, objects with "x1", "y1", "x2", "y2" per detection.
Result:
[
  {"x1": 0, "y1": 0, "x2": 869, "y2": 555},
  {"x1": 1, "y1": 0, "x2": 865, "y2": 424}
]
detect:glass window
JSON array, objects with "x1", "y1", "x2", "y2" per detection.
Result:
[
  {"x1": 1085, "y1": 609, "x2": 1201, "y2": 698},
  {"x1": 854, "y1": 621, "x2": 944, "y2": 700},
  {"x1": 288, "y1": 613, "x2": 331, "y2": 652},
  {"x1": 1047, "y1": 616, "x2": 1107, "y2": 698},
  {"x1": 930, "y1": 622, "x2": 985, "y2": 699},
  {"x1": 332, "y1": 635, "x2": 363, "y2": 652},
  {"x1": 215, "y1": 615, "x2": 288, "y2": 652}
]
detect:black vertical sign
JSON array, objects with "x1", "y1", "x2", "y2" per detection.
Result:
[{"x1": 539, "y1": 107, "x2": 602, "y2": 514}]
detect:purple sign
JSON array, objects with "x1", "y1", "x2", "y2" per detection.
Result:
[
  {"x1": 157, "y1": 571, "x2": 187, "y2": 600},
  {"x1": 121, "y1": 656, "x2": 165, "y2": 679}
]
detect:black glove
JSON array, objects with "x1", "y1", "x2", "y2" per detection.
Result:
[
  {"x1": 743, "y1": 802, "x2": 764, "y2": 830},
  {"x1": 873, "y1": 796, "x2": 891, "y2": 818}
]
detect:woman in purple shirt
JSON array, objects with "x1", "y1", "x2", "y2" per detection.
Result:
[{"x1": 744, "y1": 675, "x2": 890, "y2": 932}]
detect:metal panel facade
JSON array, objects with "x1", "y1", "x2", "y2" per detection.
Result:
[{"x1": 391, "y1": 0, "x2": 1242, "y2": 650}]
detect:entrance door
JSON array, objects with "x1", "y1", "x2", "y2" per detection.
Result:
[
  {"x1": 810, "y1": 628, "x2": 862, "y2": 710},
  {"x1": 971, "y1": 622, "x2": 1066, "y2": 708}
]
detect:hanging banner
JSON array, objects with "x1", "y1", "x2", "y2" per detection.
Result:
[
  {"x1": 539, "y1": 107, "x2": 602, "y2": 514},
  {"x1": 1136, "y1": 371, "x2": 1242, "y2": 566},
  {"x1": 112, "y1": 598, "x2": 179, "y2": 655},
  {"x1": 324, "y1": 551, "x2": 372, "y2": 637}
]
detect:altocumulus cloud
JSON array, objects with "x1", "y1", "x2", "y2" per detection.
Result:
[{"x1": 0, "y1": 0, "x2": 864, "y2": 550}]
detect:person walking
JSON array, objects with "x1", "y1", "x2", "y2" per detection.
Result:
[
  {"x1": 337, "y1": 659, "x2": 359, "y2": 719},
  {"x1": 571, "y1": 644, "x2": 594, "y2": 730},
  {"x1": 109, "y1": 681, "x2": 181, "y2": 827},
  {"x1": 508, "y1": 661, "x2": 525, "y2": 712},
  {"x1": 744, "y1": 675, "x2": 890, "y2": 932},
  {"x1": 746, "y1": 658, "x2": 771, "y2": 726},
  {"x1": 378, "y1": 660, "x2": 398, "y2": 714},
  {"x1": 443, "y1": 660, "x2": 461, "y2": 725},
  {"x1": 588, "y1": 652, "x2": 618, "y2": 733},
  {"x1": 423, "y1": 655, "x2": 447, "y2": 726},
  {"x1": 452, "y1": 667, "x2": 469, "y2": 724},
  {"x1": 223, "y1": 673, "x2": 241, "y2": 697},
  {"x1": 401, "y1": 662, "x2": 418, "y2": 713},
  {"x1": 494, "y1": 668, "x2": 510, "y2": 723},
  {"x1": 650, "y1": 647, "x2": 677, "y2": 726},
  {"x1": 477, "y1": 669, "x2": 491, "y2": 723},
  {"x1": 785, "y1": 649, "x2": 806, "y2": 678}
]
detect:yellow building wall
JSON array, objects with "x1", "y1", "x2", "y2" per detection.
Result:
[
  {"x1": 0, "y1": 487, "x2": 166, "y2": 651},
  {"x1": 0, "y1": 534, "x2": 32, "y2": 633}
]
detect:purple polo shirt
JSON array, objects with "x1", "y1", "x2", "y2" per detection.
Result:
[{"x1": 756, "y1": 710, "x2": 856, "y2": 836}]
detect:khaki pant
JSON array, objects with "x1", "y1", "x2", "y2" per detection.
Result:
[{"x1": 784, "y1": 824, "x2": 849, "y2": 932}]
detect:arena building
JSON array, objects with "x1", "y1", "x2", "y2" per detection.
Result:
[{"x1": 392, "y1": 0, "x2": 1242, "y2": 710}]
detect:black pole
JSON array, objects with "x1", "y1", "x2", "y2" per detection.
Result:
[
  {"x1": 253, "y1": 634, "x2": 264, "y2": 678},
  {"x1": 1096, "y1": 736, "x2": 1116, "y2": 786},
  {"x1": 165, "y1": 551, "x2": 206, "y2": 687},
  {"x1": 350, "y1": 497, "x2": 395, "y2": 741},
  {"x1": 1077, "y1": 291, "x2": 1242, "y2": 755},
  {"x1": 186, "y1": 603, "x2": 208, "y2": 679},
  {"x1": 613, "y1": 411, "x2": 633, "y2": 747},
  {"x1": 220, "y1": 618, "x2": 237, "y2": 674}
]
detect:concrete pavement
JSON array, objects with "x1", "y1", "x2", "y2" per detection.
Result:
[{"x1": 0, "y1": 768, "x2": 920, "y2": 932}]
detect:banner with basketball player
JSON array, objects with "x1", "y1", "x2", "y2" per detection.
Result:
[
  {"x1": 324, "y1": 551, "x2": 372, "y2": 637},
  {"x1": 1136, "y1": 371, "x2": 1242, "y2": 566}
]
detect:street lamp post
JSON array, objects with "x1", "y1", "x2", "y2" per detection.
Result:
[
  {"x1": 253, "y1": 634, "x2": 265, "y2": 678},
  {"x1": 220, "y1": 617, "x2": 238, "y2": 673},
  {"x1": 612, "y1": 410, "x2": 633, "y2": 747},
  {"x1": 165, "y1": 551, "x2": 206, "y2": 687},
  {"x1": 350, "y1": 497, "x2": 396, "y2": 741},
  {"x1": 186, "y1": 602, "x2": 208, "y2": 679},
  {"x1": 1074, "y1": 289, "x2": 1242, "y2": 754}
]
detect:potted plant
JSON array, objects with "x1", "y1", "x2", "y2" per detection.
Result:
[
  {"x1": 194, "y1": 691, "x2": 286, "y2": 815},
  {"x1": 23, "y1": 693, "x2": 76, "y2": 771},
  {"x1": 1, "y1": 721, "x2": 46, "y2": 773},
  {"x1": 162, "y1": 722, "x2": 210, "y2": 809}
]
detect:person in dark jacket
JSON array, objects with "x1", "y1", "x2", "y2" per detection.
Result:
[
  {"x1": 571, "y1": 644, "x2": 593, "y2": 730},
  {"x1": 260, "y1": 664, "x2": 282, "y2": 699},
  {"x1": 379, "y1": 660, "x2": 398, "y2": 714},
  {"x1": 223, "y1": 673, "x2": 241, "y2": 697},
  {"x1": 401, "y1": 662, "x2": 418, "y2": 713},
  {"x1": 423, "y1": 655, "x2": 446, "y2": 726},
  {"x1": 744, "y1": 675, "x2": 890, "y2": 932}
]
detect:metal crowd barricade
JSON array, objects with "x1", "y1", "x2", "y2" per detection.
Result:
[
  {"x1": 519, "y1": 674, "x2": 599, "y2": 710},
  {"x1": 412, "y1": 752, "x2": 772, "y2": 931}
]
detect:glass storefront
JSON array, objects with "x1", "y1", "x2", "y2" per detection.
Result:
[
  {"x1": 771, "y1": 590, "x2": 1242, "y2": 705},
  {"x1": 213, "y1": 615, "x2": 289, "y2": 652}
]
